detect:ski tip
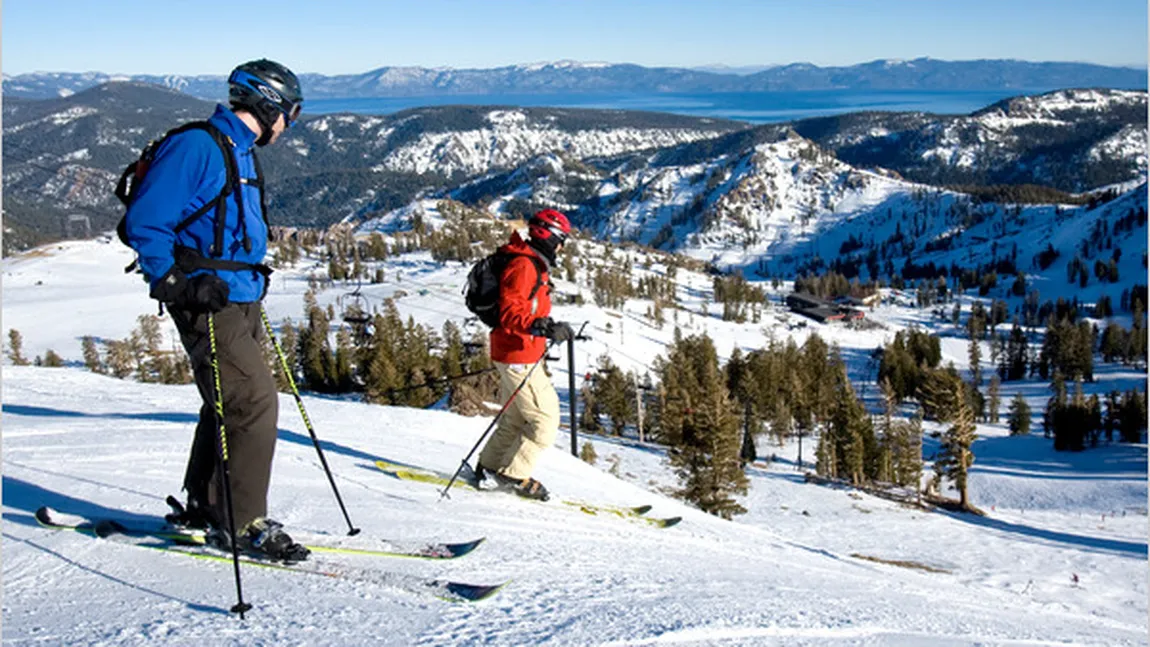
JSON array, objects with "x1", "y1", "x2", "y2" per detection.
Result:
[
  {"x1": 444, "y1": 579, "x2": 510, "y2": 602},
  {"x1": 448, "y1": 537, "x2": 486, "y2": 557},
  {"x1": 659, "y1": 516, "x2": 684, "y2": 528},
  {"x1": 34, "y1": 506, "x2": 53, "y2": 525},
  {"x1": 633, "y1": 504, "x2": 654, "y2": 515}
]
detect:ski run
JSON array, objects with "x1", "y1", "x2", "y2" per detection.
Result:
[{"x1": 2, "y1": 237, "x2": 1147, "y2": 645}]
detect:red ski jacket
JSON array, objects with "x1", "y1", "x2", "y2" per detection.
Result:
[{"x1": 490, "y1": 232, "x2": 551, "y2": 364}]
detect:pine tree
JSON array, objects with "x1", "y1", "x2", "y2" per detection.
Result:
[
  {"x1": 897, "y1": 411, "x2": 925, "y2": 491},
  {"x1": 922, "y1": 371, "x2": 978, "y2": 510},
  {"x1": 594, "y1": 356, "x2": 633, "y2": 434},
  {"x1": 7, "y1": 329, "x2": 29, "y2": 366},
  {"x1": 448, "y1": 330, "x2": 497, "y2": 416},
  {"x1": 740, "y1": 413, "x2": 757, "y2": 466},
  {"x1": 441, "y1": 321, "x2": 465, "y2": 379},
  {"x1": 579, "y1": 441, "x2": 598, "y2": 465},
  {"x1": 579, "y1": 382, "x2": 604, "y2": 433},
  {"x1": 1043, "y1": 370, "x2": 1067, "y2": 439},
  {"x1": 1006, "y1": 323, "x2": 1028, "y2": 381},
  {"x1": 132, "y1": 314, "x2": 164, "y2": 383},
  {"x1": 105, "y1": 340, "x2": 135, "y2": 379},
  {"x1": 1118, "y1": 389, "x2": 1147, "y2": 443},
  {"x1": 968, "y1": 332, "x2": 982, "y2": 388},
  {"x1": 987, "y1": 374, "x2": 1001, "y2": 423},
  {"x1": 300, "y1": 295, "x2": 334, "y2": 392},
  {"x1": 768, "y1": 400, "x2": 792, "y2": 448},
  {"x1": 333, "y1": 328, "x2": 355, "y2": 393},
  {"x1": 274, "y1": 320, "x2": 299, "y2": 393},
  {"x1": 160, "y1": 341, "x2": 193, "y2": 384},
  {"x1": 364, "y1": 344, "x2": 401, "y2": 405},
  {"x1": 657, "y1": 332, "x2": 748, "y2": 519},
  {"x1": 42, "y1": 349, "x2": 64, "y2": 367},
  {"x1": 1008, "y1": 393, "x2": 1031, "y2": 435},
  {"x1": 817, "y1": 364, "x2": 874, "y2": 485},
  {"x1": 81, "y1": 336, "x2": 105, "y2": 374},
  {"x1": 878, "y1": 378, "x2": 921, "y2": 488}
]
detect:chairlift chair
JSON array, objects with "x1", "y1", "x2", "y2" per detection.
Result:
[{"x1": 342, "y1": 276, "x2": 372, "y2": 326}]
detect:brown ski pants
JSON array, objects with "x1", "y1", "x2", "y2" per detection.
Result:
[{"x1": 171, "y1": 302, "x2": 278, "y2": 530}]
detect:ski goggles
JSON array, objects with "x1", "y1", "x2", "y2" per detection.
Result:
[{"x1": 229, "y1": 70, "x2": 303, "y2": 127}]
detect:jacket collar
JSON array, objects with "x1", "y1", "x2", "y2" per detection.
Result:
[
  {"x1": 208, "y1": 104, "x2": 258, "y2": 150},
  {"x1": 501, "y1": 231, "x2": 551, "y2": 270}
]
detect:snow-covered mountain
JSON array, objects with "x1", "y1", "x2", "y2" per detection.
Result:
[
  {"x1": 0, "y1": 83, "x2": 745, "y2": 247},
  {"x1": 5, "y1": 58, "x2": 1146, "y2": 99},
  {"x1": 2, "y1": 219, "x2": 1146, "y2": 644},
  {"x1": 4, "y1": 82, "x2": 1146, "y2": 263},
  {"x1": 793, "y1": 88, "x2": 1148, "y2": 191},
  {"x1": 306, "y1": 106, "x2": 739, "y2": 179},
  {"x1": 439, "y1": 122, "x2": 1149, "y2": 286}
]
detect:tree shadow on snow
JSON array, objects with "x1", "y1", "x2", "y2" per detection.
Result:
[
  {"x1": 1, "y1": 403, "x2": 197, "y2": 425},
  {"x1": 2, "y1": 476, "x2": 163, "y2": 530},
  {"x1": 971, "y1": 433, "x2": 1148, "y2": 479},
  {"x1": 939, "y1": 508, "x2": 1148, "y2": 558},
  {"x1": 1, "y1": 403, "x2": 388, "y2": 469}
]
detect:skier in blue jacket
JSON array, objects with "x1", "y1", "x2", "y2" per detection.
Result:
[{"x1": 124, "y1": 59, "x2": 307, "y2": 561}]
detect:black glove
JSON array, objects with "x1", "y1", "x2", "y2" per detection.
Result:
[
  {"x1": 529, "y1": 317, "x2": 574, "y2": 342},
  {"x1": 151, "y1": 268, "x2": 230, "y2": 313}
]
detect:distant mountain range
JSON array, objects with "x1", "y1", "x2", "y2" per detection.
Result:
[
  {"x1": 2, "y1": 81, "x2": 1145, "y2": 257},
  {"x1": 3, "y1": 58, "x2": 1146, "y2": 100}
]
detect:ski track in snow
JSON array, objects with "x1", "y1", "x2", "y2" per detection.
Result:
[{"x1": 2, "y1": 234, "x2": 1147, "y2": 646}]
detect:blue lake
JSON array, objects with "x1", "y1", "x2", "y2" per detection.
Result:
[{"x1": 305, "y1": 89, "x2": 1054, "y2": 123}]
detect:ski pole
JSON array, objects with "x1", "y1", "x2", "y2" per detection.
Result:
[
  {"x1": 207, "y1": 313, "x2": 253, "y2": 618},
  {"x1": 261, "y1": 307, "x2": 361, "y2": 536},
  {"x1": 440, "y1": 337, "x2": 563, "y2": 499},
  {"x1": 567, "y1": 322, "x2": 590, "y2": 456}
]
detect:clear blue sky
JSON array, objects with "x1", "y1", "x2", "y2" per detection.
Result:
[{"x1": 3, "y1": 0, "x2": 1147, "y2": 76}]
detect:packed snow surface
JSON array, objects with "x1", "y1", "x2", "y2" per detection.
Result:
[{"x1": 2, "y1": 238, "x2": 1146, "y2": 646}]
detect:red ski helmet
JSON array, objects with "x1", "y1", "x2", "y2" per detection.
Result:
[{"x1": 528, "y1": 209, "x2": 571, "y2": 246}]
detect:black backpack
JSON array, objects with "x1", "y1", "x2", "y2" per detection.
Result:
[
  {"x1": 464, "y1": 251, "x2": 547, "y2": 328},
  {"x1": 115, "y1": 120, "x2": 267, "y2": 273}
]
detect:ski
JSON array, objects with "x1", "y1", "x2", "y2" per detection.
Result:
[
  {"x1": 35, "y1": 507, "x2": 505, "y2": 603},
  {"x1": 36, "y1": 506, "x2": 484, "y2": 561},
  {"x1": 151, "y1": 545, "x2": 506, "y2": 603},
  {"x1": 373, "y1": 459, "x2": 682, "y2": 528}
]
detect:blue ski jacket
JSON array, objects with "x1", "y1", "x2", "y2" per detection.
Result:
[{"x1": 124, "y1": 105, "x2": 269, "y2": 303}]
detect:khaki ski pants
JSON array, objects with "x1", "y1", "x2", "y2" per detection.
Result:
[{"x1": 478, "y1": 360, "x2": 560, "y2": 480}]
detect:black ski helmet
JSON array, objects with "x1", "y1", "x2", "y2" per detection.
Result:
[{"x1": 228, "y1": 59, "x2": 303, "y2": 145}]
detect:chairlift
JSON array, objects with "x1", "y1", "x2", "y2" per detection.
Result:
[
  {"x1": 340, "y1": 277, "x2": 375, "y2": 346},
  {"x1": 342, "y1": 276, "x2": 372, "y2": 327}
]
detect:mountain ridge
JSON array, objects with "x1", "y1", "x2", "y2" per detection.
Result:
[
  {"x1": 3, "y1": 82, "x2": 1145, "y2": 257},
  {"x1": 4, "y1": 58, "x2": 1146, "y2": 100}
]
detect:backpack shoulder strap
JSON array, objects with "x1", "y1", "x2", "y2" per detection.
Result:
[
  {"x1": 169, "y1": 121, "x2": 240, "y2": 257},
  {"x1": 525, "y1": 255, "x2": 548, "y2": 300},
  {"x1": 248, "y1": 148, "x2": 268, "y2": 227}
]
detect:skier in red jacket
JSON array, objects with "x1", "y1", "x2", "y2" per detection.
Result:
[{"x1": 476, "y1": 209, "x2": 574, "y2": 501}]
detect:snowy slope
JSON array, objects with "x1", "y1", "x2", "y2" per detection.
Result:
[
  {"x1": 4, "y1": 366, "x2": 1147, "y2": 646},
  {"x1": 3, "y1": 236, "x2": 1147, "y2": 645}
]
